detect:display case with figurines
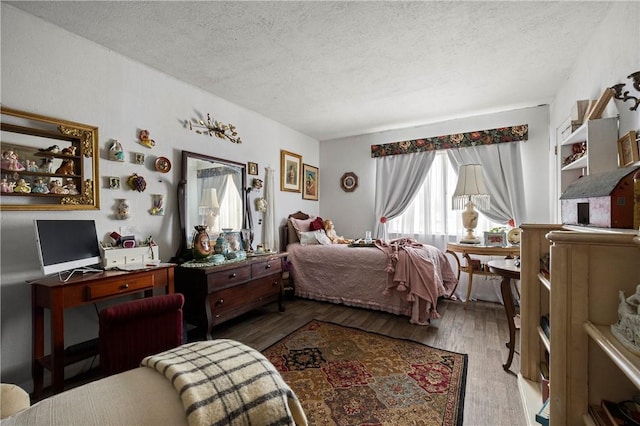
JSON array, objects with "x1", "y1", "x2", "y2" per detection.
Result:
[{"x1": 0, "y1": 107, "x2": 99, "y2": 210}]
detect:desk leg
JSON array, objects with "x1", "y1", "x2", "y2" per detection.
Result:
[
  {"x1": 500, "y1": 276, "x2": 516, "y2": 371},
  {"x1": 50, "y1": 291, "x2": 65, "y2": 394},
  {"x1": 31, "y1": 288, "x2": 44, "y2": 398},
  {"x1": 463, "y1": 254, "x2": 475, "y2": 304}
]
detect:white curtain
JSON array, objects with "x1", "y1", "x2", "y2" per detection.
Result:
[
  {"x1": 373, "y1": 151, "x2": 436, "y2": 240},
  {"x1": 447, "y1": 142, "x2": 527, "y2": 224},
  {"x1": 262, "y1": 167, "x2": 278, "y2": 252}
]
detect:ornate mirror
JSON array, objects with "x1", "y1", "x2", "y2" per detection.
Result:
[
  {"x1": 176, "y1": 150, "x2": 246, "y2": 260},
  {"x1": 0, "y1": 107, "x2": 99, "y2": 210}
]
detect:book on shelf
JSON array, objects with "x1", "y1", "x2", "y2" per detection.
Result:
[
  {"x1": 535, "y1": 398, "x2": 550, "y2": 426},
  {"x1": 539, "y1": 361, "x2": 549, "y2": 403},
  {"x1": 589, "y1": 404, "x2": 613, "y2": 426},
  {"x1": 601, "y1": 399, "x2": 640, "y2": 426},
  {"x1": 540, "y1": 314, "x2": 550, "y2": 338}
]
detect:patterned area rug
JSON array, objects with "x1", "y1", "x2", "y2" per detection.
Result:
[{"x1": 263, "y1": 320, "x2": 467, "y2": 426}]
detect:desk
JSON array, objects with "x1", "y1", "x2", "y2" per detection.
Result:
[
  {"x1": 488, "y1": 259, "x2": 521, "y2": 372},
  {"x1": 446, "y1": 242, "x2": 520, "y2": 303},
  {"x1": 31, "y1": 264, "x2": 175, "y2": 398}
]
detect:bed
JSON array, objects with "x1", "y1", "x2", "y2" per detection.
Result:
[
  {"x1": 281, "y1": 212, "x2": 458, "y2": 325},
  {"x1": 2, "y1": 340, "x2": 307, "y2": 426}
]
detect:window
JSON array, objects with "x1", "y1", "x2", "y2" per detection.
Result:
[{"x1": 387, "y1": 151, "x2": 501, "y2": 248}]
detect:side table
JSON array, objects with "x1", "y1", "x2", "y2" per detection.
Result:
[
  {"x1": 488, "y1": 258, "x2": 521, "y2": 372},
  {"x1": 446, "y1": 242, "x2": 520, "y2": 303}
]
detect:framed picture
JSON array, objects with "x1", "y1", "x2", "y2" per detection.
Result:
[
  {"x1": 280, "y1": 150, "x2": 302, "y2": 192},
  {"x1": 224, "y1": 231, "x2": 243, "y2": 253},
  {"x1": 302, "y1": 164, "x2": 319, "y2": 201},
  {"x1": 484, "y1": 231, "x2": 506, "y2": 247},
  {"x1": 617, "y1": 130, "x2": 638, "y2": 167},
  {"x1": 109, "y1": 177, "x2": 120, "y2": 189},
  {"x1": 247, "y1": 161, "x2": 258, "y2": 175}
]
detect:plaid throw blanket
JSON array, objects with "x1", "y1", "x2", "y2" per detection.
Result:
[{"x1": 141, "y1": 340, "x2": 307, "y2": 426}]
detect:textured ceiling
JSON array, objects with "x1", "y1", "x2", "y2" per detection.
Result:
[{"x1": 7, "y1": 1, "x2": 614, "y2": 141}]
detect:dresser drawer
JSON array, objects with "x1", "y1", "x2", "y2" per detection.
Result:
[
  {"x1": 85, "y1": 274, "x2": 154, "y2": 301},
  {"x1": 206, "y1": 265, "x2": 251, "y2": 291},
  {"x1": 251, "y1": 258, "x2": 282, "y2": 279},
  {"x1": 208, "y1": 276, "x2": 281, "y2": 321}
]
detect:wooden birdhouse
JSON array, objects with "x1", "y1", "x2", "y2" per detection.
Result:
[{"x1": 560, "y1": 165, "x2": 640, "y2": 229}]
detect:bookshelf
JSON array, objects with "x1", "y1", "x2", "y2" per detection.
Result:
[{"x1": 519, "y1": 224, "x2": 640, "y2": 425}]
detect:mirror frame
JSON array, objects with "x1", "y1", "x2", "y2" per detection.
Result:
[
  {"x1": 176, "y1": 150, "x2": 246, "y2": 260},
  {"x1": 0, "y1": 107, "x2": 100, "y2": 210}
]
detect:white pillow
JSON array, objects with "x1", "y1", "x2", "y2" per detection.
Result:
[
  {"x1": 299, "y1": 230, "x2": 332, "y2": 246},
  {"x1": 315, "y1": 230, "x2": 332, "y2": 245},
  {"x1": 299, "y1": 230, "x2": 320, "y2": 245}
]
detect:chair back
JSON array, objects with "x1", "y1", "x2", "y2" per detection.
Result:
[{"x1": 99, "y1": 293, "x2": 184, "y2": 375}]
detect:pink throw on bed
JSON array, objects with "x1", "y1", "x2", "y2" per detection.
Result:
[{"x1": 287, "y1": 239, "x2": 457, "y2": 325}]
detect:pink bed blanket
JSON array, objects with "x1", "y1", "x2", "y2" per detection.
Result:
[{"x1": 287, "y1": 239, "x2": 457, "y2": 325}]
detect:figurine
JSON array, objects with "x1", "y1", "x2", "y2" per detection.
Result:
[
  {"x1": 0, "y1": 178, "x2": 13, "y2": 193},
  {"x1": 61, "y1": 146, "x2": 76, "y2": 156},
  {"x1": 116, "y1": 199, "x2": 130, "y2": 220},
  {"x1": 26, "y1": 160, "x2": 39, "y2": 172},
  {"x1": 31, "y1": 178, "x2": 49, "y2": 194},
  {"x1": 64, "y1": 179, "x2": 79, "y2": 195},
  {"x1": 138, "y1": 129, "x2": 155, "y2": 148},
  {"x1": 611, "y1": 284, "x2": 640, "y2": 355},
  {"x1": 13, "y1": 178, "x2": 31, "y2": 193},
  {"x1": 55, "y1": 159, "x2": 75, "y2": 175},
  {"x1": 49, "y1": 179, "x2": 68, "y2": 194},
  {"x1": 38, "y1": 145, "x2": 60, "y2": 154},
  {"x1": 39, "y1": 157, "x2": 53, "y2": 173},
  {"x1": 2, "y1": 151, "x2": 25, "y2": 171}
]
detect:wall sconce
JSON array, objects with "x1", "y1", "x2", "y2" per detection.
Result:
[
  {"x1": 186, "y1": 112, "x2": 242, "y2": 143},
  {"x1": 611, "y1": 71, "x2": 640, "y2": 111}
]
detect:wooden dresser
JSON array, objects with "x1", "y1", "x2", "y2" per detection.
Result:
[{"x1": 176, "y1": 253, "x2": 286, "y2": 340}]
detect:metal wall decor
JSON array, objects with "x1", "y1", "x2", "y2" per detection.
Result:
[
  {"x1": 611, "y1": 71, "x2": 640, "y2": 111},
  {"x1": 185, "y1": 112, "x2": 241, "y2": 143}
]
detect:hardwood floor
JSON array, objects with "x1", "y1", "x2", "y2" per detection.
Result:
[{"x1": 209, "y1": 297, "x2": 527, "y2": 426}]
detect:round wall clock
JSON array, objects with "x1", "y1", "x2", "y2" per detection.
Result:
[
  {"x1": 507, "y1": 227, "x2": 522, "y2": 245},
  {"x1": 340, "y1": 172, "x2": 358, "y2": 192}
]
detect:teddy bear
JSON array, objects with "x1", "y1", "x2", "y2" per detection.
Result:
[{"x1": 323, "y1": 219, "x2": 352, "y2": 244}]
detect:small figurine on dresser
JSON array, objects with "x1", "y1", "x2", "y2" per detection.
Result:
[
  {"x1": 611, "y1": 284, "x2": 640, "y2": 355},
  {"x1": 26, "y1": 160, "x2": 39, "y2": 172},
  {"x1": 39, "y1": 157, "x2": 53, "y2": 173},
  {"x1": 61, "y1": 146, "x2": 76, "y2": 156}
]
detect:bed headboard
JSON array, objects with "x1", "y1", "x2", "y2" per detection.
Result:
[{"x1": 280, "y1": 211, "x2": 310, "y2": 252}]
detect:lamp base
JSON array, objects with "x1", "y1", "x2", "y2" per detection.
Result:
[{"x1": 459, "y1": 201, "x2": 481, "y2": 244}]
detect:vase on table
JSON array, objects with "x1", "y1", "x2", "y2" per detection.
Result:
[{"x1": 192, "y1": 225, "x2": 213, "y2": 259}]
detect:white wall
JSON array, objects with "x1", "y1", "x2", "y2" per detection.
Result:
[
  {"x1": 549, "y1": 2, "x2": 640, "y2": 220},
  {"x1": 0, "y1": 5, "x2": 319, "y2": 391},
  {"x1": 320, "y1": 105, "x2": 552, "y2": 238}
]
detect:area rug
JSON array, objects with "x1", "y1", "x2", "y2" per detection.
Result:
[{"x1": 263, "y1": 320, "x2": 467, "y2": 426}]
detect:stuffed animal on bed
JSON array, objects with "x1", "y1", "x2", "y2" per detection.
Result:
[{"x1": 323, "y1": 219, "x2": 353, "y2": 244}]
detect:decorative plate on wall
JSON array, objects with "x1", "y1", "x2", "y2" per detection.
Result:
[
  {"x1": 154, "y1": 156, "x2": 171, "y2": 173},
  {"x1": 340, "y1": 172, "x2": 358, "y2": 192}
]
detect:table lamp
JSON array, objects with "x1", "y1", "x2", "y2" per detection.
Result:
[
  {"x1": 200, "y1": 188, "x2": 220, "y2": 233},
  {"x1": 452, "y1": 164, "x2": 490, "y2": 244}
]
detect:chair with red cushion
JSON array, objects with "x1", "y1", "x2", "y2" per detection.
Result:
[{"x1": 99, "y1": 293, "x2": 184, "y2": 376}]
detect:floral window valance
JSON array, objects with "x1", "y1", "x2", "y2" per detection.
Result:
[{"x1": 370, "y1": 124, "x2": 528, "y2": 158}]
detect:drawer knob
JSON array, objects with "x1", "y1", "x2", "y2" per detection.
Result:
[
  {"x1": 120, "y1": 283, "x2": 129, "y2": 290},
  {"x1": 265, "y1": 264, "x2": 271, "y2": 269},
  {"x1": 272, "y1": 281, "x2": 278, "y2": 287},
  {"x1": 229, "y1": 273, "x2": 236, "y2": 278},
  {"x1": 215, "y1": 299, "x2": 224, "y2": 306}
]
